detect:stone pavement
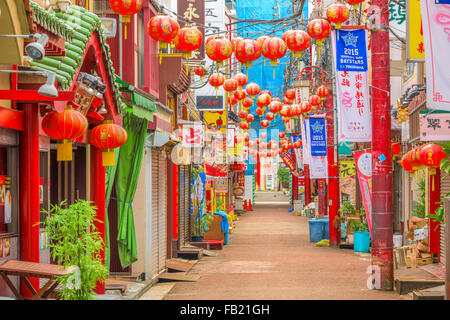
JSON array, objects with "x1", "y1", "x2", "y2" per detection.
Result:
[{"x1": 162, "y1": 203, "x2": 405, "y2": 300}]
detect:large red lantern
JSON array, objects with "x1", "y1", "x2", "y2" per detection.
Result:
[
  {"x1": 223, "y1": 78, "x2": 238, "y2": 92},
  {"x1": 234, "y1": 73, "x2": 248, "y2": 88},
  {"x1": 261, "y1": 36, "x2": 287, "y2": 66},
  {"x1": 256, "y1": 93, "x2": 272, "y2": 109},
  {"x1": 268, "y1": 101, "x2": 283, "y2": 113},
  {"x1": 234, "y1": 89, "x2": 247, "y2": 101},
  {"x1": 232, "y1": 37, "x2": 244, "y2": 50},
  {"x1": 256, "y1": 35, "x2": 270, "y2": 48},
  {"x1": 401, "y1": 155, "x2": 414, "y2": 172},
  {"x1": 206, "y1": 36, "x2": 233, "y2": 69},
  {"x1": 174, "y1": 26, "x2": 203, "y2": 59},
  {"x1": 326, "y1": 2, "x2": 350, "y2": 29},
  {"x1": 255, "y1": 107, "x2": 264, "y2": 116},
  {"x1": 284, "y1": 29, "x2": 311, "y2": 57},
  {"x1": 42, "y1": 108, "x2": 88, "y2": 161},
  {"x1": 245, "y1": 82, "x2": 261, "y2": 97},
  {"x1": 109, "y1": 0, "x2": 143, "y2": 38},
  {"x1": 234, "y1": 39, "x2": 262, "y2": 68},
  {"x1": 228, "y1": 95, "x2": 238, "y2": 106},
  {"x1": 147, "y1": 15, "x2": 179, "y2": 50},
  {"x1": 309, "y1": 95, "x2": 321, "y2": 107},
  {"x1": 307, "y1": 18, "x2": 331, "y2": 46},
  {"x1": 261, "y1": 120, "x2": 270, "y2": 128},
  {"x1": 285, "y1": 89, "x2": 296, "y2": 101},
  {"x1": 90, "y1": 121, "x2": 128, "y2": 166},
  {"x1": 279, "y1": 105, "x2": 291, "y2": 117},
  {"x1": 419, "y1": 144, "x2": 447, "y2": 167},
  {"x1": 265, "y1": 112, "x2": 275, "y2": 121},
  {"x1": 316, "y1": 85, "x2": 330, "y2": 100}
]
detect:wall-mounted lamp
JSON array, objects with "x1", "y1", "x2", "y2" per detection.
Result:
[
  {"x1": 0, "y1": 69, "x2": 58, "y2": 97},
  {"x1": 0, "y1": 33, "x2": 49, "y2": 60}
]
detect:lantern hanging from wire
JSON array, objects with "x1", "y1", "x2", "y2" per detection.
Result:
[
  {"x1": 285, "y1": 89, "x2": 296, "y2": 101},
  {"x1": 238, "y1": 110, "x2": 248, "y2": 120},
  {"x1": 246, "y1": 114, "x2": 255, "y2": 123},
  {"x1": 265, "y1": 112, "x2": 275, "y2": 121},
  {"x1": 234, "y1": 89, "x2": 247, "y2": 101},
  {"x1": 261, "y1": 36, "x2": 287, "y2": 78},
  {"x1": 268, "y1": 100, "x2": 283, "y2": 114},
  {"x1": 401, "y1": 155, "x2": 414, "y2": 172},
  {"x1": 242, "y1": 97, "x2": 254, "y2": 109},
  {"x1": 147, "y1": 15, "x2": 180, "y2": 63},
  {"x1": 174, "y1": 26, "x2": 203, "y2": 59},
  {"x1": 206, "y1": 36, "x2": 233, "y2": 73},
  {"x1": 294, "y1": 140, "x2": 302, "y2": 149},
  {"x1": 256, "y1": 93, "x2": 272, "y2": 113},
  {"x1": 42, "y1": 107, "x2": 88, "y2": 162},
  {"x1": 234, "y1": 73, "x2": 248, "y2": 89},
  {"x1": 261, "y1": 120, "x2": 270, "y2": 128},
  {"x1": 109, "y1": 0, "x2": 143, "y2": 40},
  {"x1": 223, "y1": 78, "x2": 238, "y2": 92},
  {"x1": 284, "y1": 29, "x2": 311, "y2": 65},
  {"x1": 301, "y1": 101, "x2": 312, "y2": 114},
  {"x1": 272, "y1": 97, "x2": 281, "y2": 102},
  {"x1": 391, "y1": 141, "x2": 401, "y2": 158},
  {"x1": 306, "y1": 18, "x2": 331, "y2": 56},
  {"x1": 256, "y1": 35, "x2": 270, "y2": 66},
  {"x1": 278, "y1": 132, "x2": 286, "y2": 139},
  {"x1": 209, "y1": 73, "x2": 225, "y2": 98},
  {"x1": 90, "y1": 120, "x2": 128, "y2": 166},
  {"x1": 316, "y1": 85, "x2": 330, "y2": 100},
  {"x1": 245, "y1": 82, "x2": 261, "y2": 97},
  {"x1": 234, "y1": 38, "x2": 262, "y2": 71},
  {"x1": 194, "y1": 66, "x2": 206, "y2": 84},
  {"x1": 326, "y1": 1, "x2": 350, "y2": 30},
  {"x1": 232, "y1": 37, "x2": 244, "y2": 50},
  {"x1": 279, "y1": 105, "x2": 291, "y2": 117},
  {"x1": 282, "y1": 30, "x2": 294, "y2": 44}
]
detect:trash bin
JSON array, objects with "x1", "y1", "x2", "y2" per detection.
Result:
[
  {"x1": 316, "y1": 219, "x2": 329, "y2": 240},
  {"x1": 308, "y1": 219, "x2": 325, "y2": 242},
  {"x1": 354, "y1": 231, "x2": 371, "y2": 253}
]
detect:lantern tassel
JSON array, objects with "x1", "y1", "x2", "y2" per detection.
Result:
[
  {"x1": 102, "y1": 149, "x2": 115, "y2": 166},
  {"x1": 57, "y1": 140, "x2": 73, "y2": 161}
]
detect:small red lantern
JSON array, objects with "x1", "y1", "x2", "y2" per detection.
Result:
[
  {"x1": 109, "y1": 0, "x2": 143, "y2": 38},
  {"x1": 255, "y1": 107, "x2": 264, "y2": 115},
  {"x1": 90, "y1": 121, "x2": 128, "y2": 166},
  {"x1": 265, "y1": 112, "x2": 275, "y2": 121},
  {"x1": 283, "y1": 97, "x2": 293, "y2": 105},
  {"x1": 268, "y1": 101, "x2": 283, "y2": 113},
  {"x1": 307, "y1": 18, "x2": 331, "y2": 46},
  {"x1": 279, "y1": 132, "x2": 286, "y2": 139},
  {"x1": 292, "y1": 104, "x2": 302, "y2": 116},
  {"x1": 294, "y1": 140, "x2": 302, "y2": 149},
  {"x1": 261, "y1": 36, "x2": 287, "y2": 66},
  {"x1": 174, "y1": 26, "x2": 203, "y2": 59},
  {"x1": 234, "y1": 39, "x2": 262, "y2": 68},
  {"x1": 261, "y1": 120, "x2": 270, "y2": 128},
  {"x1": 238, "y1": 110, "x2": 248, "y2": 119},
  {"x1": 194, "y1": 66, "x2": 206, "y2": 77},
  {"x1": 228, "y1": 95, "x2": 238, "y2": 106},
  {"x1": 391, "y1": 142, "x2": 401, "y2": 157},
  {"x1": 279, "y1": 105, "x2": 291, "y2": 117},
  {"x1": 309, "y1": 95, "x2": 321, "y2": 106},
  {"x1": 326, "y1": 2, "x2": 350, "y2": 29},
  {"x1": 223, "y1": 78, "x2": 238, "y2": 92},
  {"x1": 234, "y1": 73, "x2": 248, "y2": 88},
  {"x1": 42, "y1": 108, "x2": 88, "y2": 161},
  {"x1": 316, "y1": 85, "x2": 330, "y2": 100},
  {"x1": 246, "y1": 82, "x2": 261, "y2": 97},
  {"x1": 209, "y1": 74, "x2": 225, "y2": 96},
  {"x1": 284, "y1": 29, "x2": 311, "y2": 57},
  {"x1": 242, "y1": 97, "x2": 254, "y2": 109},
  {"x1": 257, "y1": 93, "x2": 272, "y2": 109},
  {"x1": 401, "y1": 155, "x2": 414, "y2": 172},
  {"x1": 282, "y1": 116, "x2": 290, "y2": 123},
  {"x1": 419, "y1": 144, "x2": 447, "y2": 167},
  {"x1": 246, "y1": 114, "x2": 255, "y2": 123},
  {"x1": 347, "y1": 0, "x2": 365, "y2": 10},
  {"x1": 234, "y1": 90, "x2": 247, "y2": 101},
  {"x1": 301, "y1": 101, "x2": 312, "y2": 113},
  {"x1": 285, "y1": 89, "x2": 296, "y2": 101},
  {"x1": 206, "y1": 36, "x2": 233, "y2": 69},
  {"x1": 240, "y1": 121, "x2": 249, "y2": 130}
]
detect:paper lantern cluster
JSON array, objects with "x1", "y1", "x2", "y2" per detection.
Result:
[{"x1": 401, "y1": 144, "x2": 447, "y2": 172}]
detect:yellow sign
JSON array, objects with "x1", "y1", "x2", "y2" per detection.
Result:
[
  {"x1": 204, "y1": 111, "x2": 227, "y2": 133},
  {"x1": 407, "y1": 0, "x2": 425, "y2": 61},
  {"x1": 340, "y1": 160, "x2": 356, "y2": 178}
]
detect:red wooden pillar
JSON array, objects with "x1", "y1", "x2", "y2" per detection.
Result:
[
  {"x1": 304, "y1": 164, "x2": 311, "y2": 206},
  {"x1": 318, "y1": 179, "x2": 326, "y2": 218},
  {"x1": 429, "y1": 168, "x2": 440, "y2": 255},
  {"x1": 19, "y1": 103, "x2": 40, "y2": 296},
  {"x1": 257, "y1": 153, "x2": 261, "y2": 189},
  {"x1": 172, "y1": 163, "x2": 179, "y2": 240},
  {"x1": 90, "y1": 146, "x2": 106, "y2": 294}
]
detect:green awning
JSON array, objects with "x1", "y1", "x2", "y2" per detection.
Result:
[{"x1": 115, "y1": 76, "x2": 156, "y2": 121}]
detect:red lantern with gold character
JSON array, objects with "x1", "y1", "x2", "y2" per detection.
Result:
[
  {"x1": 234, "y1": 89, "x2": 247, "y2": 101},
  {"x1": 238, "y1": 110, "x2": 248, "y2": 119},
  {"x1": 234, "y1": 73, "x2": 248, "y2": 89},
  {"x1": 242, "y1": 97, "x2": 254, "y2": 109},
  {"x1": 307, "y1": 18, "x2": 331, "y2": 46},
  {"x1": 309, "y1": 95, "x2": 321, "y2": 107},
  {"x1": 147, "y1": 15, "x2": 179, "y2": 49},
  {"x1": 261, "y1": 120, "x2": 270, "y2": 128},
  {"x1": 261, "y1": 36, "x2": 287, "y2": 66},
  {"x1": 284, "y1": 30, "x2": 311, "y2": 57},
  {"x1": 316, "y1": 85, "x2": 330, "y2": 100},
  {"x1": 255, "y1": 107, "x2": 264, "y2": 116},
  {"x1": 206, "y1": 36, "x2": 233, "y2": 69},
  {"x1": 228, "y1": 95, "x2": 238, "y2": 106},
  {"x1": 401, "y1": 155, "x2": 414, "y2": 172},
  {"x1": 256, "y1": 93, "x2": 272, "y2": 109},
  {"x1": 301, "y1": 101, "x2": 312, "y2": 113},
  {"x1": 279, "y1": 105, "x2": 291, "y2": 117},
  {"x1": 223, "y1": 78, "x2": 238, "y2": 92},
  {"x1": 209, "y1": 73, "x2": 224, "y2": 96},
  {"x1": 240, "y1": 121, "x2": 249, "y2": 130},
  {"x1": 268, "y1": 101, "x2": 283, "y2": 114},
  {"x1": 292, "y1": 104, "x2": 302, "y2": 117},
  {"x1": 232, "y1": 37, "x2": 244, "y2": 50},
  {"x1": 245, "y1": 82, "x2": 260, "y2": 97},
  {"x1": 265, "y1": 112, "x2": 275, "y2": 121},
  {"x1": 174, "y1": 26, "x2": 203, "y2": 59},
  {"x1": 90, "y1": 121, "x2": 128, "y2": 166},
  {"x1": 246, "y1": 114, "x2": 255, "y2": 123},
  {"x1": 42, "y1": 108, "x2": 88, "y2": 161},
  {"x1": 326, "y1": 2, "x2": 350, "y2": 29},
  {"x1": 109, "y1": 0, "x2": 143, "y2": 39},
  {"x1": 234, "y1": 39, "x2": 262, "y2": 68},
  {"x1": 285, "y1": 89, "x2": 296, "y2": 101},
  {"x1": 419, "y1": 144, "x2": 447, "y2": 167},
  {"x1": 282, "y1": 30, "x2": 294, "y2": 44}
]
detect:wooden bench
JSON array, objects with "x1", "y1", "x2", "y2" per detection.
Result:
[{"x1": 203, "y1": 239, "x2": 224, "y2": 250}]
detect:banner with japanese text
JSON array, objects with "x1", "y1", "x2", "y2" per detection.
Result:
[
  {"x1": 419, "y1": 111, "x2": 450, "y2": 141},
  {"x1": 354, "y1": 150, "x2": 373, "y2": 236},
  {"x1": 291, "y1": 134, "x2": 303, "y2": 169},
  {"x1": 280, "y1": 150, "x2": 299, "y2": 177},
  {"x1": 332, "y1": 29, "x2": 371, "y2": 142},
  {"x1": 308, "y1": 116, "x2": 327, "y2": 157},
  {"x1": 421, "y1": 1, "x2": 450, "y2": 111},
  {"x1": 407, "y1": 0, "x2": 425, "y2": 61},
  {"x1": 339, "y1": 159, "x2": 356, "y2": 178},
  {"x1": 180, "y1": 122, "x2": 204, "y2": 148}
]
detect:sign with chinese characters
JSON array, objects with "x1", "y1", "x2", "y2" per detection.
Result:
[
  {"x1": 280, "y1": 150, "x2": 298, "y2": 176},
  {"x1": 340, "y1": 159, "x2": 357, "y2": 178},
  {"x1": 335, "y1": 29, "x2": 368, "y2": 71},
  {"x1": 354, "y1": 150, "x2": 373, "y2": 236},
  {"x1": 180, "y1": 122, "x2": 204, "y2": 148},
  {"x1": 308, "y1": 116, "x2": 327, "y2": 157},
  {"x1": 214, "y1": 177, "x2": 228, "y2": 193},
  {"x1": 196, "y1": 96, "x2": 224, "y2": 111},
  {"x1": 389, "y1": 0, "x2": 406, "y2": 36},
  {"x1": 421, "y1": 1, "x2": 450, "y2": 110},
  {"x1": 420, "y1": 111, "x2": 450, "y2": 141},
  {"x1": 177, "y1": 0, "x2": 205, "y2": 60},
  {"x1": 332, "y1": 29, "x2": 371, "y2": 142},
  {"x1": 304, "y1": 117, "x2": 328, "y2": 179},
  {"x1": 204, "y1": 111, "x2": 227, "y2": 132},
  {"x1": 407, "y1": 0, "x2": 425, "y2": 61}
]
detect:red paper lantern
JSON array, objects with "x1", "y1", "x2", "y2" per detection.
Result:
[
  {"x1": 242, "y1": 97, "x2": 254, "y2": 109},
  {"x1": 309, "y1": 95, "x2": 321, "y2": 106},
  {"x1": 223, "y1": 78, "x2": 238, "y2": 92},
  {"x1": 401, "y1": 155, "x2": 414, "y2": 172},
  {"x1": 261, "y1": 36, "x2": 287, "y2": 66},
  {"x1": 284, "y1": 29, "x2": 311, "y2": 57},
  {"x1": 234, "y1": 38, "x2": 262, "y2": 68},
  {"x1": 174, "y1": 26, "x2": 203, "y2": 59},
  {"x1": 301, "y1": 101, "x2": 312, "y2": 113},
  {"x1": 279, "y1": 132, "x2": 286, "y2": 139},
  {"x1": 261, "y1": 120, "x2": 270, "y2": 128},
  {"x1": 232, "y1": 37, "x2": 244, "y2": 50},
  {"x1": 265, "y1": 112, "x2": 275, "y2": 121},
  {"x1": 228, "y1": 95, "x2": 238, "y2": 105},
  {"x1": 256, "y1": 35, "x2": 270, "y2": 48},
  {"x1": 285, "y1": 89, "x2": 296, "y2": 101},
  {"x1": 260, "y1": 90, "x2": 272, "y2": 97},
  {"x1": 419, "y1": 144, "x2": 447, "y2": 167},
  {"x1": 234, "y1": 90, "x2": 247, "y2": 101},
  {"x1": 42, "y1": 108, "x2": 88, "y2": 161},
  {"x1": 246, "y1": 114, "x2": 255, "y2": 123},
  {"x1": 294, "y1": 140, "x2": 302, "y2": 149},
  {"x1": 268, "y1": 101, "x2": 283, "y2": 113},
  {"x1": 90, "y1": 121, "x2": 128, "y2": 166},
  {"x1": 256, "y1": 93, "x2": 272, "y2": 108},
  {"x1": 245, "y1": 82, "x2": 261, "y2": 97},
  {"x1": 194, "y1": 66, "x2": 206, "y2": 77},
  {"x1": 240, "y1": 121, "x2": 249, "y2": 130},
  {"x1": 347, "y1": 0, "x2": 365, "y2": 9},
  {"x1": 282, "y1": 30, "x2": 294, "y2": 44},
  {"x1": 147, "y1": 15, "x2": 179, "y2": 48},
  {"x1": 391, "y1": 142, "x2": 401, "y2": 157},
  {"x1": 255, "y1": 107, "x2": 264, "y2": 115},
  {"x1": 234, "y1": 73, "x2": 248, "y2": 88},
  {"x1": 326, "y1": 2, "x2": 350, "y2": 29},
  {"x1": 206, "y1": 36, "x2": 233, "y2": 68},
  {"x1": 307, "y1": 18, "x2": 331, "y2": 46},
  {"x1": 283, "y1": 97, "x2": 293, "y2": 105},
  {"x1": 238, "y1": 110, "x2": 248, "y2": 119},
  {"x1": 291, "y1": 104, "x2": 302, "y2": 116},
  {"x1": 209, "y1": 73, "x2": 225, "y2": 88},
  {"x1": 279, "y1": 105, "x2": 291, "y2": 117},
  {"x1": 109, "y1": 0, "x2": 143, "y2": 21},
  {"x1": 316, "y1": 85, "x2": 330, "y2": 100}
]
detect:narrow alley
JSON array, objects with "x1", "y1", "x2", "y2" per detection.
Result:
[{"x1": 142, "y1": 202, "x2": 403, "y2": 300}]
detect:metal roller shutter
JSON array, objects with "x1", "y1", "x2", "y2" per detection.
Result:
[
  {"x1": 184, "y1": 166, "x2": 191, "y2": 244},
  {"x1": 178, "y1": 166, "x2": 186, "y2": 247},
  {"x1": 151, "y1": 150, "x2": 159, "y2": 279},
  {"x1": 440, "y1": 174, "x2": 450, "y2": 266},
  {"x1": 158, "y1": 152, "x2": 167, "y2": 271}
]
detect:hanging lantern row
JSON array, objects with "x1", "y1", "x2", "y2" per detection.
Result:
[{"x1": 401, "y1": 144, "x2": 447, "y2": 172}]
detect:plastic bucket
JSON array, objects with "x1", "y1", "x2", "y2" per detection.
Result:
[
  {"x1": 308, "y1": 219, "x2": 325, "y2": 242},
  {"x1": 315, "y1": 219, "x2": 329, "y2": 240},
  {"x1": 393, "y1": 234, "x2": 402, "y2": 248},
  {"x1": 354, "y1": 231, "x2": 371, "y2": 253}
]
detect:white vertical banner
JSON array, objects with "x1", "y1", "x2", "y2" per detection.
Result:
[
  {"x1": 244, "y1": 175, "x2": 253, "y2": 202},
  {"x1": 331, "y1": 29, "x2": 371, "y2": 142},
  {"x1": 300, "y1": 115, "x2": 310, "y2": 165},
  {"x1": 421, "y1": 1, "x2": 450, "y2": 111}
]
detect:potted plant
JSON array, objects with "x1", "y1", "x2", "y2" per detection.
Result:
[
  {"x1": 353, "y1": 207, "x2": 371, "y2": 253},
  {"x1": 41, "y1": 200, "x2": 107, "y2": 300},
  {"x1": 192, "y1": 208, "x2": 214, "y2": 242},
  {"x1": 338, "y1": 201, "x2": 356, "y2": 243}
]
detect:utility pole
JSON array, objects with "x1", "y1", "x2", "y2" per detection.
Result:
[{"x1": 370, "y1": 0, "x2": 393, "y2": 290}]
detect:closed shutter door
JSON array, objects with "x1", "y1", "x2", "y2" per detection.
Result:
[
  {"x1": 178, "y1": 166, "x2": 186, "y2": 247},
  {"x1": 158, "y1": 152, "x2": 167, "y2": 272},
  {"x1": 439, "y1": 174, "x2": 450, "y2": 266},
  {"x1": 184, "y1": 166, "x2": 191, "y2": 244},
  {"x1": 151, "y1": 151, "x2": 159, "y2": 279}
]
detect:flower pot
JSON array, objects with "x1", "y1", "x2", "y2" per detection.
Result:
[
  {"x1": 192, "y1": 235, "x2": 203, "y2": 242},
  {"x1": 354, "y1": 231, "x2": 371, "y2": 253}
]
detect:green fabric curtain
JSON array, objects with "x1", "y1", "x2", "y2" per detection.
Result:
[
  {"x1": 104, "y1": 148, "x2": 120, "y2": 274},
  {"x1": 115, "y1": 112, "x2": 148, "y2": 268}
]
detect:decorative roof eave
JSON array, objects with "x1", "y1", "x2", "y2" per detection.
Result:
[{"x1": 29, "y1": 1, "x2": 73, "y2": 42}]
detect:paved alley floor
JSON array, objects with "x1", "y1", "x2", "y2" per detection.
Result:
[{"x1": 163, "y1": 204, "x2": 404, "y2": 300}]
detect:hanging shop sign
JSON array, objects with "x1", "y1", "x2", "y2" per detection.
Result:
[
  {"x1": 214, "y1": 177, "x2": 228, "y2": 193},
  {"x1": 197, "y1": 96, "x2": 224, "y2": 111},
  {"x1": 177, "y1": 0, "x2": 205, "y2": 60},
  {"x1": 332, "y1": 29, "x2": 371, "y2": 142},
  {"x1": 191, "y1": 169, "x2": 206, "y2": 220},
  {"x1": 180, "y1": 122, "x2": 205, "y2": 148},
  {"x1": 340, "y1": 159, "x2": 356, "y2": 178},
  {"x1": 407, "y1": 0, "x2": 425, "y2": 61},
  {"x1": 389, "y1": 0, "x2": 406, "y2": 37},
  {"x1": 421, "y1": 1, "x2": 450, "y2": 111},
  {"x1": 308, "y1": 116, "x2": 327, "y2": 157},
  {"x1": 354, "y1": 150, "x2": 373, "y2": 236},
  {"x1": 420, "y1": 111, "x2": 450, "y2": 141},
  {"x1": 335, "y1": 29, "x2": 368, "y2": 72}
]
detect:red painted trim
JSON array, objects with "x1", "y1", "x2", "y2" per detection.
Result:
[
  {"x1": 0, "y1": 106, "x2": 24, "y2": 131},
  {"x1": 0, "y1": 90, "x2": 75, "y2": 102},
  {"x1": 172, "y1": 163, "x2": 179, "y2": 239},
  {"x1": 429, "y1": 169, "x2": 440, "y2": 255}
]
